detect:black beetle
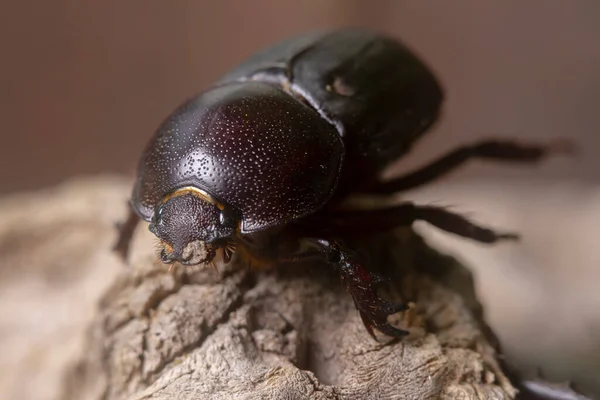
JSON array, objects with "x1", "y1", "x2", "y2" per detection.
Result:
[{"x1": 115, "y1": 28, "x2": 567, "y2": 339}]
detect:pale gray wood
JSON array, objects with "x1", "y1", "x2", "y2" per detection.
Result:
[{"x1": 0, "y1": 177, "x2": 517, "y2": 400}]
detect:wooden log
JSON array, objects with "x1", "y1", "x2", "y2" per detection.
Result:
[{"x1": 3, "y1": 177, "x2": 587, "y2": 400}]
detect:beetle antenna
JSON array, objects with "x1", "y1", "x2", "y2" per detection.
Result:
[
  {"x1": 227, "y1": 240, "x2": 237, "y2": 252},
  {"x1": 223, "y1": 240, "x2": 237, "y2": 264}
]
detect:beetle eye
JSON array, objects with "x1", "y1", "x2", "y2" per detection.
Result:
[
  {"x1": 156, "y1": 208, "x2": 163, "y2": 224},
  {"x1": 219, "y1": 208, "x2": 237, "y2": 228}
]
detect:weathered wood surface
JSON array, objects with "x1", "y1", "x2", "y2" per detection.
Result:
[{"x1": 1, "y1": 177, "x2": 520, "y2": 400}]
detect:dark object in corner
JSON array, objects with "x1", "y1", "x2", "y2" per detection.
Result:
[{"x1": 514, "y1": 375, "x2": 595, "y2": 400}]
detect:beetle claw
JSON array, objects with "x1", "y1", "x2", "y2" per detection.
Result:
[
  {"x1": 358, "y1": 302, "x2": 409, "y2": 340},
  {"x1": 337, "y1": 254, "x2": 409, "y2": 339},
  {"x1": 364, "y1": 294, "x2": 410, "y2": 339}
]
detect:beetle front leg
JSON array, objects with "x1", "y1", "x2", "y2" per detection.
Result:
[
  {"x1": 113, "y1": 208, "x2": 140, "y2": 261},
  {"x1": 316, "y1": 239, "x2": 409, "y2": 339},
  {"x1": 367, "y1": 139, "x2": 573, "y2": 194}
]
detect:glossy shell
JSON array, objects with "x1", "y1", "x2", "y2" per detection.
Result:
[
  {"x1": 132, "y1": 81, "x2": 344, "y2": 233},
  {"x1": 219, "y1": 28, "x2": 444, "y2": 190}
]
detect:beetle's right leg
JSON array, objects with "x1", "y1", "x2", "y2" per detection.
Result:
[
  {"x1": 314, "y1": 239, "x2": 409, "y2": 339},
  {"x1": 368, "y1": 139, "x2": 573, "y2": 194},
  {"x1": 240, "y1": 235, "x2": 409, "y2": 339},
  {"x1": 113, "y1": 208, "x2": 140, "y2": 261}
]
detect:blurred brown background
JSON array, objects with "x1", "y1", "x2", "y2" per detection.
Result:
[
  {"x1": 1, "y1": 1, "x2": 599, "y2": 193},
  {"x1": 1, "y1": 1, "x2": 599, "y2": 398}
]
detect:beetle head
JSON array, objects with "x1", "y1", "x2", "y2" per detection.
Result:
[{"x1": 149, "y1": 188, "x2": 239, "y2": 266}]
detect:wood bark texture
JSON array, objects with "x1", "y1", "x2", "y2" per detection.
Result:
[{"x1": 0, "y1": 177, "x2": 519, "y2": 400}]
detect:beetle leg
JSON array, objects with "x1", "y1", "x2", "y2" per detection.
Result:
[
  {"x1": 113, "y1": 208, "x2": 140, "y2": 261},
  {"x1": 234, "y1": 236, "x2": 408, "y2": 338},
  {"x1": 368, "y1": 139, "x2": 573, "y2": 194},
  {"x1": 321, "y1": 203, "x2": 518, "y2": 244},
  {"x1": 317, "y1": 239, "x2": 409, "y2": 339}
]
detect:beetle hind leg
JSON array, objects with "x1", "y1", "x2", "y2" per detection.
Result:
[{"x1": 367, "y1": 138, "x2": 575, "y2": 194}]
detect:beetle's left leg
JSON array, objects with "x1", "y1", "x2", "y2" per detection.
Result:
[
  {"x1": 318, "y1": 203, "x2": 517, "y2": 244},
  {"x1": 113, "y1": 208, "x2": 140, "y2": 261}
]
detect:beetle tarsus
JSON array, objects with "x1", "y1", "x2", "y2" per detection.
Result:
[
  {"x1": 323, "y1": 241, "x2": 409, "y2": 339},
  {"x1": 369, "y1": 139, "x2": 573, "y2": 194}
]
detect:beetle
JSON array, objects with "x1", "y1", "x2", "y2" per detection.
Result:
[{"x1": 115, "y1": 28, "x2": 567, "y2": 339}]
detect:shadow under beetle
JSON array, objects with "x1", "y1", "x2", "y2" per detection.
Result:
[{"x1": 115, "y1": 28, "x2": 568, "y2": 339}]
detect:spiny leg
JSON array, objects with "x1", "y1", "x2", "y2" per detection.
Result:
[
  {"x1": 232, "y1": 235, "x2": 408, "y2": 338},
  {"x1": 367, "y1": 139, "x2": 573, "y2": 194},
  {"x1": 292, "y1": 201, "x2": 518, "y2": 337},
  {"x1": 320, "y1": 202, "x2": 518, "y2": 243},
  {"x1": 316, "y1": 239, "x2": 409, "y2": 339}
]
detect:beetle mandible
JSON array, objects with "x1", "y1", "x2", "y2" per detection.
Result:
[{"x1": 115, "y1": 28, "x2": 567, "y2": 339}]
